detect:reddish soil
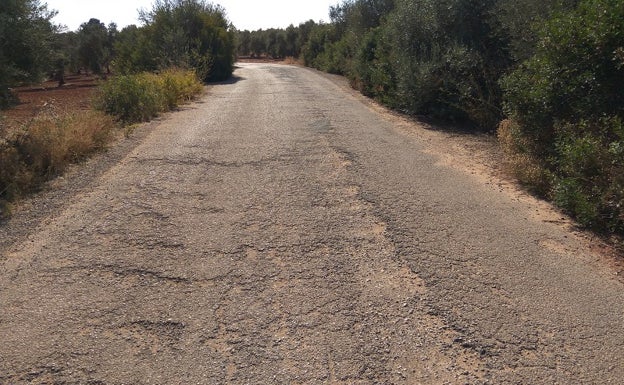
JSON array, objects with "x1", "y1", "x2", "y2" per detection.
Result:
[{"x1": 2, "y1": 74, "x2": 99, "y2": 128}]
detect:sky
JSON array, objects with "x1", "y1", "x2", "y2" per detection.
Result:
[{"x1": 45, "y1": 0, "x2": 337, "y2": 32}]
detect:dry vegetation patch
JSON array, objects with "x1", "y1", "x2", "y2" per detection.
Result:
[
  {"x1": 1, "y1": 74, "x2": 117, "y2": 216},
  {"x1": 1, "y1": 70, "x2": 204, "y2": 217}
]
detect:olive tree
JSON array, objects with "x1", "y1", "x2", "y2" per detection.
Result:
[
  {"x1": 0, "y1": 0, "x2": 57, "y2": 107},
  {"x1": 139, "y1": 0, "x2": 236, "y2": 81}
]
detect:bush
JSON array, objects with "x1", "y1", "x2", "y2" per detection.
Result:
[
  {"x1": 160, "y1": 68, "x2": 205, "y2": 110},
  {"x1": 1, "y1": 68, "x2": 202, "y2": 218},
  {"x1": 501, "y1": 0, "x2": 624, "y2": 146},
  {"x1": 0, "y1": 137, "x2": 22, "y2": 206},
  {"x1": 94, "y1": 73, "x2": 164, "y2": 123},
  {"x1": 1, "y1": 108, "x2": 116, "y2": 216},
  {"x1": 351, "y1": 0, "x2": 509, "y2": 129},
  {"x1": 137, "y1": 0, "x2": 235, "y2": 82},
  {"x1": 93, "y1": 69, "x2": 203, "y2": 124},
  {"x1": 500, "y1": 0, "x2": 624, "y2": 234},
  {"x1": 552, "y1": 118, "x2": 624, "y2": 232},
  {"x1": 301, "y1": 24, "x2": 339, "y2": 70},
  {"x1": 497, "y1": 119, "x2": 554, "y2": 195},
  {"x1": 351, "y1": 27, "x2": 397, "y2": 106},
  {"x1": 316, "y1": 35, "x2": 354, "y2": 75},
  {"x1": 18, "y1": 109, "x2": 114, "y2": 173}
]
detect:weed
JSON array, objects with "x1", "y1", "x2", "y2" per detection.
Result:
[
  {"x1": 497, "y1": 119, "x2": 553, "y2": 196},
  {"x1": 0, "y1": 105, "x2": 116, "y2": 218}
]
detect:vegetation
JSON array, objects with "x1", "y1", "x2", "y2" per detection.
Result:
[
  {"x1": 501, "y1": 0, "x2": 624, "y2": 233},
  {"x1": 0, "y1": 108, "x2": 116, "y2": 215},
  {"x1": 93, "y1": 68, "x2": 204, "y2": 124},
  {"x1": 237, "y1": 0, "x2": 571, "y2": 130},
  {"x1": 0, "y1": 0, "x2": 58, "y2": 107},
  {"x1": 0, "y1": 68, "x2": 203, "y2": 217},
  {"x1": 237, "y1": 25, "x2": 302, "y2": 59},
  {"x1": 1, "y1": 0, "x2": 235, "y2": 110},
  {"x1": 76, "y1": 19, "x2": 117, "y2": 76},
  {"x1": 1, "y1": 0, "x2": 218, "y2": 215},
  {"x1": 115, "y1": 0, "x2": 236, "y2": 82}
]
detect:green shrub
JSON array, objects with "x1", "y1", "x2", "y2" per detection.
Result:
[
  {"x1": 366, "y1": 0, "x2": 510, "y2": 129},
  {"x1": 552, "y1": 177, "x2": 600, "y2": 228},
  {"x1": 500, "y1": 0, "x2": 624, "y2": 234},
  {"x1": 301, "y1": 24, "x2": 339, "y2": 70},
  {"x1": 552, "y1": 118, "x2": 624, "y2": 232},
  {"x1": 94, "y1": 73, "x2": 164, "y2": 124},
  {"x1": 135, "y1": 0, "x2": 235, "y2": 82},
  {"x1": 93, "y1": 69, "x2": 203, "y2": 124},
  {"x1": 351, "y1": 27, "x2": 397, "y2": 106},
  {"x1": 501, "y1": 0, "x2": 624, "y2": 149}
]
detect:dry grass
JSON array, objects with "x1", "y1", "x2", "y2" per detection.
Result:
[
  {"x1": 1, "y1": 103, "x2": 117, "y2": 216},
  {"x1": 282, "y1": 56, "x2": 303, "y2": 65},
  {"x1": 1, "y1": 69, "x2": 202, "y2": 217},
  {"x1": 497, "y1": 119, "x2": 553, "y2": 196}
]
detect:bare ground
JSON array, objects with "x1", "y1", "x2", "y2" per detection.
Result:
[{"x1": 2, "y1": 74, "x2": 97, "y2": 126}]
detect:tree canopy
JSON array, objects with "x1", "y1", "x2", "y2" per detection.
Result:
[
  {"x1": 0, "y1": 0, "x2": 57, "y2": 107},
  {"x1": 135, "y1": 0, "x2": 236, "y2": 81}
]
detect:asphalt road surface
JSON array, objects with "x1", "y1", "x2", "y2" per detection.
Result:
[{"x1": 1, "y1": 63, "x2": 622, "y2": 384}]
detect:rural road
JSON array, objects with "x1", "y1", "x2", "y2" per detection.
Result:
[{"x1": 1, "y1": 63, "x2": 623, "y2": 384}]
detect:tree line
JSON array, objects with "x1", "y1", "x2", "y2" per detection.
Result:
[
  {"x1": 0, "y1": 0, "x2": 236, "y2": 108},
  {"x1": 238, "y1": 0, "x2": 583, "y2": 130},
  {"x1": 238, "y1": 0, "x2": 624, "y2": 235}
]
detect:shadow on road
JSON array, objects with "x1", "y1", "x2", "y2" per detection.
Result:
[{"x1": 212, "y1": 75, "x2": 245, "y2": 85}]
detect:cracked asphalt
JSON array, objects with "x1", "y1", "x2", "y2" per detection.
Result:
[{"x1": 1, "y1": 63, "x2": 623, "y2": 384}]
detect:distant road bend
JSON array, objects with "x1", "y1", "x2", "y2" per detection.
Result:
[{"x1": 0, "y1": 63, "x2": 622, "y2": 384}]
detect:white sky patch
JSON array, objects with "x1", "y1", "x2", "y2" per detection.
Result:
[{"x1": 44, "y1": 0, "x2": 336, "y2": 32}]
